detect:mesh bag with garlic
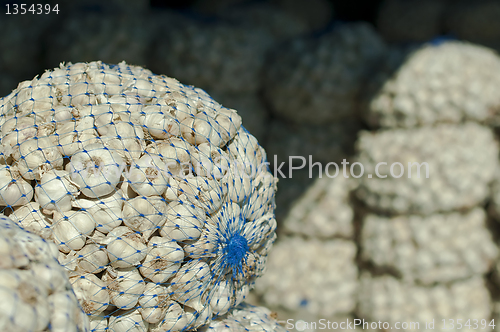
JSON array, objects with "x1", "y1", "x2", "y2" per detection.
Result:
[
  {"x1": 0, "y1": 61, "x2": 278, "y2": 331},
  {"x1": 0, "y1": 215, "x2": 89, "y2": 332}
]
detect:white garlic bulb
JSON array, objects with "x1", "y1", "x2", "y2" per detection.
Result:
[
  {"x1": 14, "y1": 136, "x2": 63, "y2": 180},
  {"x1": 76, "y1": 243, "x2": 109, "y2": 274},
  {"x1": 160, "y1": 201, "x2": 205, "y2": 241},
  {"x1": 69, "y1": 143, "x2": 124, "y2": 198},
  {"x1": 53, "y1": 210, "x2": 96, "y2": 236},
  {"x1": 105, "y1": 226, "x2": 147, "y2": 268},
  {"x1": 0, "y1": 165, "x2": 33, "y2": 206},
  {"x1": 35, "y1": 169, "x2": 80, "y2": 213},
  {"x1": 138, "y1": 283, "x2": 170, "y2": 324},
  {"x1": 145, "y1": 137, "x2": 191, "y2": 178},
  {"x1": 109, "y1": 309, "x2": 148, "y2": 332},
  {"x1": 70, "y1": 272, "x2": 109, "y2": 315},
  {"x1": 73, "y1": 189, "x2": 124, "y2": 233},
  {"x1": 10, "y1": 202, "x2": 52, "y2": 240},
  {"x1": 148, "y1": 301, "x2": 188, "y2": 332},
  {"x1": 104, "y1": 267, "x2": 146, "y2": 310},
  {"x1": 126, "y1": 155, "x2": 169, "y2": 196},
  {"x1": 122, "y1": 196, "x2": 168, "y2": 239},
  {"x1": 52, "y1": 217, "x2": 86, "y2": 253},
  {"x1": 53, "y1": 117, "x2": 100, "y2": 157},
  {"x1": 139, "y1": 236, "x2": 184, "y2": 283}
]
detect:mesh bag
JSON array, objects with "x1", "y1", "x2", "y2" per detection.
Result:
[
  {"x1": 0, "y1": 214, "x2": 89, "y2": 332},
  {"x1": 0, "y1": 61, "x2": 278, "y2": 331}
]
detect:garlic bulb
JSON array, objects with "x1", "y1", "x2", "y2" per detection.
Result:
[
  {"x1": 148, "y1": 301, "x2": 189, "y2": 332},
  {"x1": 53, "y1": 117, "x2": 100, "y2": 157},
  {"x1": 99, "y1": 122, "x2": 146, "y2": 164},
  {"x1": 105, "y1": 226, "x2": 147, "y2": 268},
  {"x1": 89, "y1": 314, "x2": 108, "y2": 332},
  {"x1": 73, "y1": 189, "x2": 124, "y2": 233},
  {"x1": 139, "y1": 236, "x2": 184, "y2": 283},
  {"x1": 109, "y1": 309, "x2": 148, "y2": 332},
  {"x1": 190, "y1": 143, "x2": 231, "y2": 180},
  {"x1": 75, "y1": 243, "x2": 109, "y2": 274},
  {"x1": 69, "y1": 143, "x2": 124, "y2": 198},
  {"x1": 10, "y1": 202, "x2": 52, "y2": 240},
  {"x1": 126, "y1": 155, "x2": 169, "y2": 196},
  {"x1": 160, "y1": 201, "x2": 205, "y2": 241},
  {"x1": 70, "y1": 272, "x2": 109, "y2": 315},
  {"x1": 170, "y1": 260, "x2": 211, "y2": 306},
  {"x1": 178, "y1": 176, "x2": 225, "y2": 214},
  {"x1": 35, "y1": 169, "x2": 80, "y2": 213},
  {"x1": 0, "y1": 165, "x2": 33, "y2": 206},
  {"x1": 53, "y1": 210, "x2": 96, "y2": 236},
  {"x1": 142, "y1": 105, "x2": 184, "y2": 139},
  {"x1": 145, "y1": 137, "x2": 191, "y2": 178},
  {"x1": 138, "y1": 283, "x2": 170, "y2": 324},
  {"x1": 52, "y1": 217, "x2": 86, "y2": 253},
  {"x1": 122, "y1": 196, "x2": 168, "y2": 239},
  {"x1": 13, "y1": 136, "x2": 64, "y2": 180},
  {"x1": 104, "y1": 267, "x2": 146, "y2": 310}
]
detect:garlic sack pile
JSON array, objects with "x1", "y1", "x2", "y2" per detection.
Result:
[
  {"x1": 263, "y1": 22, "x2": 386, "y2": 125},
  {"x1": 445, "y1": 1, "x2": 500, "y2": 50},
  {"x1": 0, "y1": 215, "x2": 89, "y2": 332},
  {"x1": 254, "y1": 176, "x2": 359, "y2": 321},
  {"x1": 376, "y1": 0, "x2": 447, "y2": 43},
  {"x1": 361, "y1": 208, "x2": 498, "y2": 285},
  {"x1": 355, "y1": 122, "x2": 498, "y2": 215},
  {"x1": 358, "y1": 273, "x2": 492, "y2": 332},
  {"x1": 198, "y1": 303, "x2": 286, "y2": 332},
  {"x1": 362, "y1": 41, "x2": 500, "y2": 128},
  {"x1": 0, "y1": 61, "x2": 278, "y2": 331}
]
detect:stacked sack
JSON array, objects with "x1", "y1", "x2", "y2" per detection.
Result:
[
  {"x1": 261, "y1": 22, "x2": 386, "y2": 223},
  {"x1": 149, "y1": 13, "x2": 276, "y2": 143},
  {"x1": 0, "y1": 61, "x2": 282, "y2": 331},
  {"x1": 253, "y1": 175, "x2": 360, "y2": 327},
  {"x1": 0, "y1": 215, "x2": 89, "y2": 332},
  {"x1": 262, "y1": 22, "x2": 387, "y2": 166},
  {"x1": 355, "y1": 40, "x2": 500, "y2": 331},
  {"x1": 0, "y1": 14, "x2": 54, "y2": 96}
]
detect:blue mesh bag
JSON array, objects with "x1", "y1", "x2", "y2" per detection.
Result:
[{"x1": 0, "y1": 61, "x2": 278, "y2": 331}]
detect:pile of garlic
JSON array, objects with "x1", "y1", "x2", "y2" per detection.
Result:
[
  {"x1": 0, "y1": 61, "x2": 278, "y2": 331},
  {"x1": 0, "y1": 214, "x2": 89, "y2": 332}
]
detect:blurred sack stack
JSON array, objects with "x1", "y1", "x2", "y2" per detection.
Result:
[{"x1": 4, "y1": 0, "x2": 500, "y2": 331}]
